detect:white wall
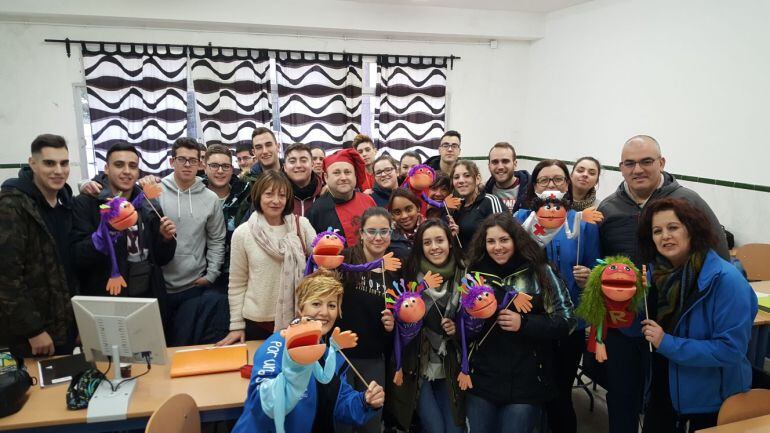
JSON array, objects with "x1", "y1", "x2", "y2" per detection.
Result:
[
  {"x1": 0, "y1": 21, "x2": 530, "y2": 185},
  {"x1": 523, "y1": 0, "x2": 770, "y2": 244}
]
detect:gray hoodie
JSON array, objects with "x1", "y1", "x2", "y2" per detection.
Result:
[{"x1": 159, "y1": 173, "x2": 226, "y2": 293}]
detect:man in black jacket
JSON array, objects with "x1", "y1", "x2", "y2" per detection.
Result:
[
  {"x1": 71, "y1": 143, "x2": 176, "y2": 298},
  {"x1": 596, "y1": 134, "x2": 728, "y2": 433},
  {"x1": 425, "y1": 130, "x2": 462, "y2": 176},
  {"x1": 484, "y1": 141, "x2": 530, "y2": 213}
]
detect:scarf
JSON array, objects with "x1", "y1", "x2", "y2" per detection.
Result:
[
  {"x1": 292, "y1": 175, "x2": 318, "y2": 201},
  {"x1": 653, "y1": 251, "x2": 705, "y2": 333},
  {"x1": 249, "y1": 211, "x2": 307, "y2": 331},
  {"x1": 571, "y1": 188, "x2": 597, "y2": 211},
  {"x1": 419, "y1": 256, "x2": 462, "y2": 380}
]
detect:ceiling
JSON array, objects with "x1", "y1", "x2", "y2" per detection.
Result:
[{"x1": 345, "y1": 0, "x2": 592, "y2": 13}]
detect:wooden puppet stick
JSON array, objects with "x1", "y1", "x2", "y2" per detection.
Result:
[
  {"x1": 445, "y1": 206, "x2": 463, "y2": 248},
  {"x1": 145, "y1": 198, "x2": 177, "y2": 240},
  {"x1": 422, "y1": 289, "x2": 446, "y2": 320},
  {"x1": 470, "y1": 292, "x2": 518, "y2": 357},
  {"x1": 642, "y1": 265, "x2": 652, "y2": 353},
  {"x1": 337, "y1": 347, "x2": 368, "y2": 386}
]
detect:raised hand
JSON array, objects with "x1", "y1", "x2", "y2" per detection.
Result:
[
  {"x1": 422, "y1": 270, "x2": 444, "y2": 289},
  {"x1": 444, "y1": 196, "x2": 462, "y2": 210},
  {"x1": 382, "y1": 252, "x2": 402, "y2": 272},
  {"x1": 331, "y1": 327, "x2": 359, "y2": 350},
  {"x1": 582, "y1": 207, "x2": 604, "y2": 224}
]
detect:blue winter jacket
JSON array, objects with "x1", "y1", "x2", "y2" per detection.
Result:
[
  {"x1": 232, "y1": 332, "x2": 375, "y2": 433},
  {"x1": 655, "y1": 249, "x2": 758, "y2": 415},
  {"x1": 515, "y1": 209, "x2": 602, "y2": 329}
]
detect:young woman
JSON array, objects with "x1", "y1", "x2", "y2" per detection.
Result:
[
  {"x1": 219, "y1": 170, "x2": 315, "y2": 344},
  {"x1": 570, "y1": 156, "x2": 601, "y2": 211},
  {"x1": 450, "y1": 160, "x2": 507, "y2": 249},
  {"x1": 466, "y1": 213, "x2": 575, "y2": 433},
  {"x1": 233, "y1": 270, "x2": 386, "y2": 433},
  {"x1": 337, "y1": 207, "x2": 401, "y2": 433},
  {"x1": 517, "y1": 159, "x2": 600, "y2": 433},
  {"x1": 371, "y1": 155, "x2": 399, "y2": 207},
  {"x1": 390, "y1": 219, "x2": 467, "y2": 433},
  {"x1": 638, "y1": 198, "x2": 757, "y2": 433},
  {"x1": 387, "y1": 188, "x2": 424, "y2": 258},
  {"x1": 399, "y1": 151, "x2": 422, "y2": 180},
  {"x1": 310, "y1": 145, "x2": 326, "y2": 179}
]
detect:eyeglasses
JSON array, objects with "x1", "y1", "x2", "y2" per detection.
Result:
[
  {"x1": 363, "y1": 228, "x2": 392, "y2": 239},
  {"x1": 374, "y1": 167, "x2": 395, "y2": 177},
  {"x1": 207, "y1": 163, "x2": 233, "y2": 172},
  {"x1": 174, "y1": 156, "x2": 200, "y2": 167},
  {"x1": 621, "y1": 158, "x2": 659, "y2": 169},
  {"x1": 535, "y1": 176, "x2": 566, "y2": 187},
  {"x1": 439, "y1": 143, "x2": 460, "y2": 150}
]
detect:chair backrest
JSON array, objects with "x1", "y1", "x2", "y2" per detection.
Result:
[
  {"x1": 735, "y1": 243, "x2": 770, "y2": 281},
  {"x1": 145, "y1": 393, "x2": 200, "y2": 433},
  {"x1": 717, "y1": 388, "x2": 770, "y2": 425}
]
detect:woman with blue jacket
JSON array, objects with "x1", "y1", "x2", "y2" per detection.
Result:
[
  {"x1": 515, "y1": 159, "x2": 601, "y2": 433},
  {"x1": 638, "y1": 198, "x2": 757, "y2": 433}
]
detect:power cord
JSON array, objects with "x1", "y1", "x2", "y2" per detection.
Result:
[{"x1": 94, "y1": 353, "x2": 152, "y2": 392}]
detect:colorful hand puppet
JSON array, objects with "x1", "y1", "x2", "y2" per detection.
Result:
[
  {"x1": 260, "y1": 318, "x2": 358, "y2": 433},
  {"x1": 386, "y1": 271, "x2": 443, "y2": 386},
  {"x1": 91, "y1": 183, "x2": 161, "y2": 295},
  {"x1": 304, "y1": 228, "x2": 401, "y2": 275},
  {"x1": 520, "y1": 190, "x2": 604, "y2": 247},
  {"x1": 400, "y1": 164, "x2": 461, "y2": 216},
  {"x1": 575, "y1": 257, "x2": 645, "y2": 363},
  {"x1": 455, "y1": 273, "x2": 533, "y2": 390}
]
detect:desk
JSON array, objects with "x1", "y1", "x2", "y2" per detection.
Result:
[
  {"x1": 0, "y1": 341, "x2": 262, "y2": 433},
  {"x1": 696, "y1": 414, "x2": 770, "y2": 432},
  {"x1": 750, "y1": 281, "x2": 770, "y2": 369}
]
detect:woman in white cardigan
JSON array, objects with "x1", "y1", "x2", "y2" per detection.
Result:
[{"x1": 217, "y1": 170, "x2": 315, "y2": 345}]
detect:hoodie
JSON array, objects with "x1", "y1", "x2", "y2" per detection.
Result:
[
  {"x1": 484, "y1": 169, "x2": 530, "y2": 214},
  {"x1": 291, "y1": 174, "x2": 324, "y2": 218},
  {"x1": 159, "y1": 173, "x2": 226, "y2": 293}
]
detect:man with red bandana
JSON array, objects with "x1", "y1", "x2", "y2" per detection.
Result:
[{"x1": 307, "y1": 148, "x2": 376, "y2": 247}]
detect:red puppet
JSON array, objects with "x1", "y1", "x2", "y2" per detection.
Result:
[{"x1": 401, "y1": 164, "x2": 461, "y2": 216}]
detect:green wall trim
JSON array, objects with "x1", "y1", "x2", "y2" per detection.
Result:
[
  {"x1": 463, "y1": 155, "x2": 770, "y2": 193},
  {"x1": 0, "y1": 163, "x2": 27, "y2": 169}
]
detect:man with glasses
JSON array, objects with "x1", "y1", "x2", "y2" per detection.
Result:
[
  {"x1": 485, "y1": 141, "x2": 531, "y2": 213},
  {"x1": 595, "y1": 134, "x2": 728, "y2": 433},
  {"x1": 234, "y1": 142, "x2": 255, "y2": 178},
  {"x1": 426, "y1": 130, "x2": 462, "y2": 175},
  {"x1": 283, "y1": 143, "x2": 323, "y2": 218},
  {"x1": 71, "y1": 143, "x2": 176, "y2": 300},
  {"x1": 308, "y1": 148, "x2": 376, "y2": 247},
  {"x1": 202, "y1": 144, "x2": 250, "y2": 292},
  {"x1": 155, "y1": 137, "x2": 226, "y2": 346}
]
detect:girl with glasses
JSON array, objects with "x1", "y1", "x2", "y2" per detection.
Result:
[
  {"x1": 336, "y1": 207, "x2": 401, "y2": 433},
  {"x1": 516, "y1": 159, "x2": 601, "y2": 433},
  {"x1": 371, "y1": 155, "x2": 400, "y2": 207}
]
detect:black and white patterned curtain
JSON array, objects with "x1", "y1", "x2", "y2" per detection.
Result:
[
  {"x1": 190, "y1": 48, "x2": 272, "y2": 149},
  {"x1": 82, "y1": 43, "x2": 188, "y2": 175},
  {"x1": 374, "y1": 57, "x2": 447, "y2": 160},
  {"x1": 276, "y1": 54, "x2": 362, "y2": 150}
]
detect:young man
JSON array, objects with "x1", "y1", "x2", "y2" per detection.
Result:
[
  {"x1": 0, "y1": 134, "x2": 75, "y2": 356},
  {"x1": 484, "y1": 141, "x2": 530, "y2": 213},
  {"x1": 234, "y1": 142, "x2": 255, "y2": 178},
  {"x1": 425, "y1": 130, "x2": 461, "y2": 175},
  {"x1": 202, "y1": 144, "x2": 250, "y2": 291},
  {"x1": 307, "y1": 148, "x2": 376, "y2": 247},
  {"x1": 249, "y1": 127, "x2": 282, "y2": 177},
  {"x1": 283, "y1": 143, "x2": 324, "y2": 217},
  {"x1": 71, "y1": 143, "x2": 176, "y2": 300},
  {"x1": 156, "y1": 137, "x2": 227, "y2": 346},
  {"x1": 352, "y1": 134, "x2": 376, "y2": 192}
]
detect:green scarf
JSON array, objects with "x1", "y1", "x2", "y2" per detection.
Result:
[
  {"x1": 653, "y1": 251, "x2": 705, "y2": 333},
  {"x1": 420, "y1": 256, "x2": 457, "y2": 281}
]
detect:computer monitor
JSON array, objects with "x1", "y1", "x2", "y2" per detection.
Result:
[{"x1": 71, "y1": 296, "x2": 168, "y2": 423}]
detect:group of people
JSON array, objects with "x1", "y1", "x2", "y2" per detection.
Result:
[{"x1": 0, "y1": 129, "x2": 758, "y2": 433}]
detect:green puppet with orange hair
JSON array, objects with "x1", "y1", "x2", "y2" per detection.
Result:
[{"x1": 575, "y1": 256, "x2": 647, "y2": 363}]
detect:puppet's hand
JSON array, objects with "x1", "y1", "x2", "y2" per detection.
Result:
[
  {"x1": 444, "y1": 196, "x2": 462, "y2": 210},
  {"x1": 457, "y1": 372, "x2": 473, "y2": 390},
  {"x1": 422, "y1": 270, "x2": 444, "y2": 289},
  {"x1": 582, "y1": 207, "x2": 604, "y2": 224},
  {"x1": 393, "y1": 369, "x2": 403, "y2": 386},
  {"x1": 142, "y1": 182, "x2": 162, "y2": 200},
  {"x1": 382, "y1": 252, "x2": 401, "y2": 272},
  {"x1": 595, "y1": 342, "x2": 608, "y2": 363},
  {"x1": 512, "y1": 292, "x2": 533, "y2": 314},
  {"x1": 331, "y1": 327, "x2": 358, "y2": 350},
  {"x1": 106, "y1": 276, "x2": 127, "y2": 296}
]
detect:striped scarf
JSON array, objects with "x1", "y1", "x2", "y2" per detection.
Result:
[{"x1": 653, "y1": 251, "x2": 705, "y2": 333}]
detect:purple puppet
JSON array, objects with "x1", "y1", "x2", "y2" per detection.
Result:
[{"x1": 304, "y1": 228, "x2": 401, "y2": 275}]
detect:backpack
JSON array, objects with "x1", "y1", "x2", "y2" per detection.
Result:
[{"x1": 0, "y1": 351, "x2": 34, "y2": 418}]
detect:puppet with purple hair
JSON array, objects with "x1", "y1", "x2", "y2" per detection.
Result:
[
  {"x1": 304, "y1": 228, "x2": 401, "y2": 275},
  {"x1": 401, "y1": 164, "x2": 461, "y2": 216}
]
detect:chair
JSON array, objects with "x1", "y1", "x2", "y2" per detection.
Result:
[
  {"x1": 735, "y1": 243, "x2": 770, "y2": 281},
  {"x1": 145, "y1": 393, "x2": 201, "y2": 433},
  {"x1": 717, "y1": 388, "x2": 770, "y2": 425}
]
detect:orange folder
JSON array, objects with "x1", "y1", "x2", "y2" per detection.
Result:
[{"x1": 170, "y1": 344, "x2": 248, "y2": 378}]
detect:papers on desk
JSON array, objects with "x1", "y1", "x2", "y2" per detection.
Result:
[
  {"x1": 170, "y1": 344, "x2": 248, "y2": 378},
  {"x1": 755, "y1": 290, "x2": 770, "y2": 312}
]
